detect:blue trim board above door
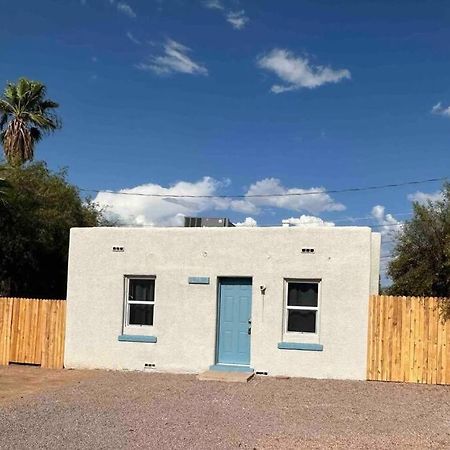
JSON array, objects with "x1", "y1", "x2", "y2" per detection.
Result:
[
  {"x1": 188, "y1": 277, "x2": 210, "y2": 284},
  {"x1": 277, "y1": 342, "x2": 323, "y2": 351},
  {"x1": 118, "y1": 335, "x2": 157, "y2": 343}
]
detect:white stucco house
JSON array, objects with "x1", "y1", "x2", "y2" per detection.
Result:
[{"x1": 65, "y1": 221, "x2": 381, "y2": 380}]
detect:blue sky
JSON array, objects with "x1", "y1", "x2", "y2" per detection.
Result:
[{"x1": 2, "y1": 0, "x2": 450, "y2": 276}]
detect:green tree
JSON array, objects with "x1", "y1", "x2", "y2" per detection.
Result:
[
  {"x1": 0, "y1": 162, "x2": 111, "y2": 298},
  {"x1": 0, "y1": 78, "x2": 61, "y2": 166},
  {"x1": 387, "y1": 183, "x2": 450, "y2": 317},
  {"x1": 0, "y1": 177, "x2": 9, "y2": 204}
]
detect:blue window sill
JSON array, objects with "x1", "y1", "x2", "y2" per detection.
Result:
[
  {"x1": 118, "y1": 335, "x2": 157, "y2": 343},
  {"x1": 277, "y1": 342, "x2": 323, "y2": 351}
]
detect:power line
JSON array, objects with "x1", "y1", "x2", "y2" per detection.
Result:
[
  {"x1": 369, "y1": 222, "x2": 403, "y2": 229},
  {"x1": 80, "y1": 176, "x2": 446, "y2": 199},
  {"x1": 331, "y1": 212, "x2": 412, "y2": 224}
]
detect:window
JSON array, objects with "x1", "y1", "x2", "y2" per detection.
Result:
[
  {"x1": 125, "y1": 277, "x2": 155, "y2": 326},
  {"x1": 285, "y1": 281, "x2": 319, "y2": 333}
]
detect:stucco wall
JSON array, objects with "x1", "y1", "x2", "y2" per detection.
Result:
[{"x1": 65, "y1": 226, "x2": 381, "y2": 380}]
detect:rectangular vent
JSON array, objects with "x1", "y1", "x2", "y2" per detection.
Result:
[
  {"x1": 301, "y1": 248, "x2": 315, "y2": 254},
  {"x1": 112, "y1": 246, "x2": 124, "y2": 252},
  {"x1": 144, "y1": 363, "x2": 155, "y2": 369},
  {"x1": 255, "y1": 371, "x2": 268, "y2": 376}
]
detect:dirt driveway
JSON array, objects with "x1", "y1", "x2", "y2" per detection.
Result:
[{"x1": 0, "y1": 365, "x2": 449, "y2": 449}]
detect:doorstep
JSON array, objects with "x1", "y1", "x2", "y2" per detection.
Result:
[{"x1": 197, "y1": 364, "x2": 254, "y2": 383}]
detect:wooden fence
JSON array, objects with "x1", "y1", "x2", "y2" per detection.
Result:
[
  {"x1": 367, "y1": 295, "x2": 449, "y2": 385},
  {"x1": 0, "y1": 297, "x2": 66, "y2": 369}
]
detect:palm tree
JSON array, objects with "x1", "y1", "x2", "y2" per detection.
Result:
[{"x1": 0, "y1": 78, "x2": 61, "y2": 165}]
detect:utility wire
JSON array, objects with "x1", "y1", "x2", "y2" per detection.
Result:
[
  {"x1": 80, "y1": 176, "x2": 446, "y2": 199},
  {"x1": 331, "y1": 212, "x2": 412, "y2": 223}
]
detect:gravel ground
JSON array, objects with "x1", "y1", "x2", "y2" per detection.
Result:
[{"x1": 0, "y1": 367, "x2": 449, "y2": 449}]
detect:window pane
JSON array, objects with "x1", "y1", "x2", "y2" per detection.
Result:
[
  {"x1": 129, "y1": 304, "x2": 154, "y2": 326},
  {"x1": 287, "y1": 310, "x2": 316, "y2": 333},
  {"x1": 287, "y1": 282, "x2": 318, "y2": 307},
  {"x1": 129, "y1": 279, "x2": 154, "y2": 302}
]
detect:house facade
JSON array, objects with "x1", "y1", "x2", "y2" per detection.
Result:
[{"x1": 65, "y1": 225, "x2": 381, "y2": 380}]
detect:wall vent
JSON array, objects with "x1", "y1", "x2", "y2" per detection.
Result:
[
  {"x1": 112, "y1": 246, "x2": 124, "y2": 252},
  {"x1": 301, "y1": 248, "x2": 315, "y2": 254},
  {"x1": 144, "y1": 363, "x2": 155, "y2": 369},
  {"x1": 255, "y1": 371, "x2": 268, "y2": 376}
]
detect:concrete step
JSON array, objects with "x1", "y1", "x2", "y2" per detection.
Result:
[{"x1": 197, "y1": 370, "x2": 255, "y2": 383}]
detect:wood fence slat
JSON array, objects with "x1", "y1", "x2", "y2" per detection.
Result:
[
  {"x1": 445, "y1": 315, "x2": 450, "y2": 384},
  {"x1": 41, "y1": 301, "x2": 50, "y2": 368},
  {"x1": 0, "y1": 298, "x2": 13, "y2": 365},
  {"x1": 393, "y1": 297, "x2": 402, "y2": 382},
  {"x1": 400, "y1": 297, "x2": 410, "y2": 382},
  {"x1": 427, "y1": 299, "x2": 435, "y2": 384},
  {"x1": 368, "y1": 295, "x2": 449, "y2": 385},
  {"x1": 378, "y1": 295, "x2": 385, "y2": 381},
  {"x1": 417, "y1": 297, "x2": 424, "y2": 383}
]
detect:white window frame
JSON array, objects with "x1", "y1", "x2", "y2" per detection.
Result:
[
  {"x1": 284, "y1": 279, "x2": 321, "y2": 336},
  {"x1": 124, "y1": 275, "x2": 156, "y2": 329}
]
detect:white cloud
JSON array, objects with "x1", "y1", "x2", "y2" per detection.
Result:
[
  {"x1": 431, "y1": 102, "x2": 450, "y2": 117},
  {"x1": 226, "y1": 10, "x2": 249, "y2": 30},
  {"x1": 257, "y1": 49, "x2": 351, "y2": 93},
  {"x1": 235, "y1": 217, "x2": 258, "y2": 227},
  {"x1": 94, "y1": 177, "x2": 230, "y2": 226},
  {"x1": 117, "y1": 2, "x2": 136, "y2": 18},
  {"x1": 243, "y1": 178, "x2": 345, "y2": 214},
  {"x1": 136, "y1": 39, "x2": 208, "y2": 76},
  {"x1": 371, "y1": 205, "x2": 403, "y2": 281},
  {"x1": 203, "y1": 1, "x2": 249, "y2": 30},
  {"x1": 126, "y1": 31, "x2": 141, "y2": 45},
  {"x1": 204, "y1": 0, "x2": 224, "y2": 10},
  {"x1": 94, "y1": 177, "x2": 345, "y2": 226},
  {"x1": 371, "y1": 205, "x2": 402, "y2": 238},
  {"x1": 407, "y1": 190, "x2": 443, "y2": 204},
  {"x1": 281, "y1": 215, "x2": 335, "y2": 227}
]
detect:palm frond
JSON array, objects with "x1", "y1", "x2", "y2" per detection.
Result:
[
  {"x1": 40, "y1": 100, "x2": 59, "y2": 110},
  {"x1": 0, "y1": 113, "x2": 7, "y2": 131},
  {"x1": 4, "y1": 83, "x2": 18, "y2": 105},
  {"x1": 30, "y1": 127, "x2": 42, "y2": 143},
  {"x1": 0, "y1": 99, "x2": 14, "y2": 114}
]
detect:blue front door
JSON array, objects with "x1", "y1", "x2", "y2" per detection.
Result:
[{"x1": 217, "y1": 278, "x2": 252, "y2": 366}]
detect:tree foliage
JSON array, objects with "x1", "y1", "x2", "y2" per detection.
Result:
[
  {"x1": 0, "y1": 78, "x2": 61, "y2": 165},
  {"x1": 0, "y1": 177, "x2": 9, "y2": 204},
  {"x1": 0, "y1": 162, "x2": 110, "y2": 298},
  {"x1": 387, "y1": 183, "x2": 450, "y2": 318}
]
